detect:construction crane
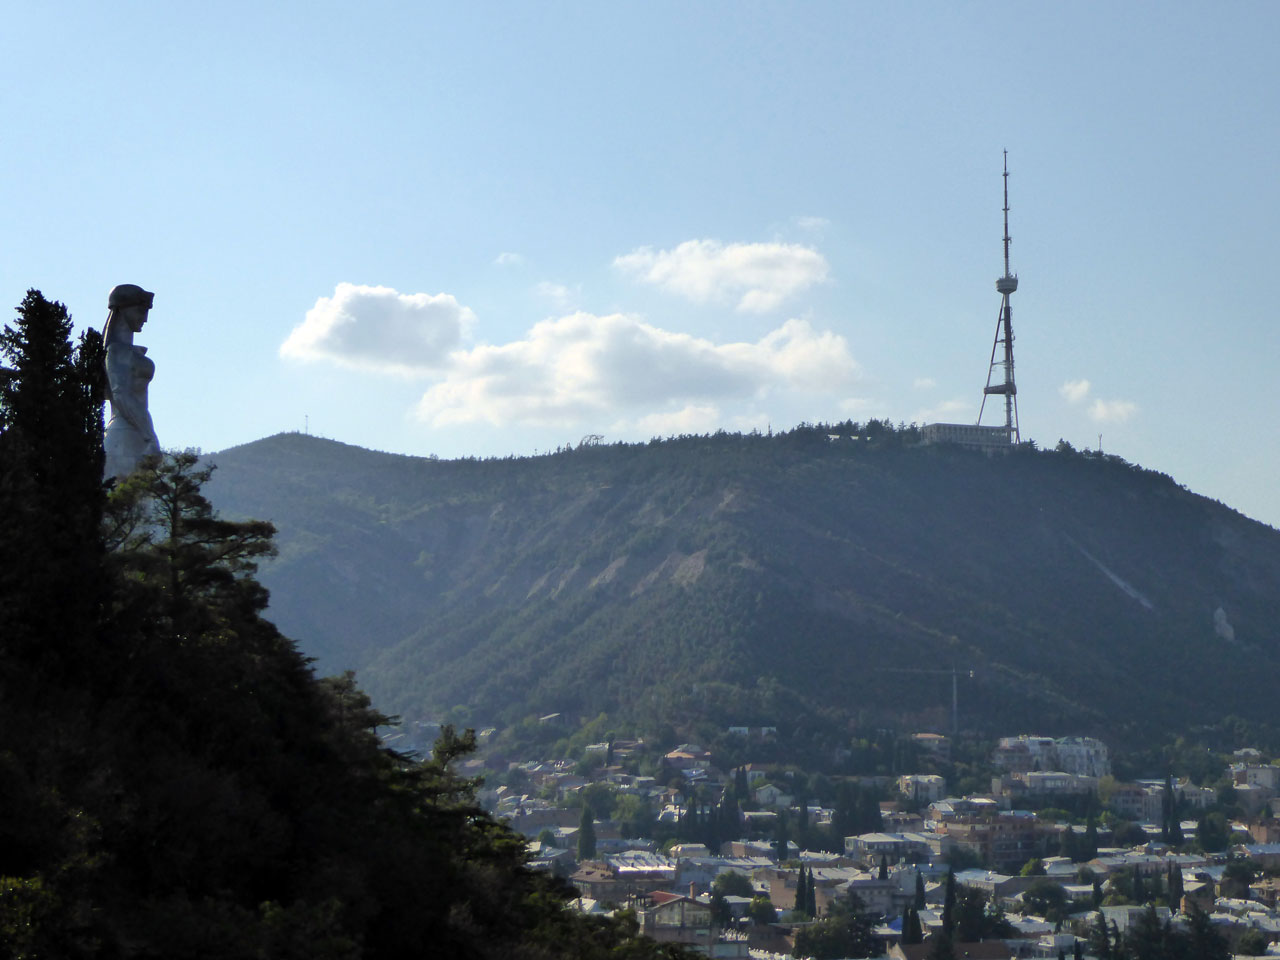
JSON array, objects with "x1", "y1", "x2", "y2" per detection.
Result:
[{"x1": 874, "y1": 665, "x2": 975, "y2": 736}]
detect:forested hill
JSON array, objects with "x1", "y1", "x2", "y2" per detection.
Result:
[{"x1": 206, "y1": 427, "x2": 1280, "y2": 745}]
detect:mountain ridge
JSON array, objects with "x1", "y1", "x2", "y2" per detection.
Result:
[{"x1": 203, "y1": 427, "x2": 1280, "y2": 748}]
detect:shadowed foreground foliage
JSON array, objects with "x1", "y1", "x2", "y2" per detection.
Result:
[{"x1": 0, "y1": 291, "x2": 697, "y2": 958}]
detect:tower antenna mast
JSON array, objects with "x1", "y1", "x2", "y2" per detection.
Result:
[{"x1": 978, "y1": 150, "x2": 1021, "y2": 443}]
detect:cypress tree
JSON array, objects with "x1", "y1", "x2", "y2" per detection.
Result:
[
  {"x1": 806, "y1": 867, "x2": 817, "y2": 917},
  {"x1": 1168, "y1": 864, "x2": 1184, "y2": 906},
  {"x1": 903, "y1": 905, "x2": 924, "y2": 944},
  {"x1": 577, "y1": 803, "x2": 597, "y2": 860},
  {"x1": 915, "y1": 870, "x2": 927, "y2": 909},
  {"x1": 879, "y1": 853, "x2": 888, "y2": 880},
  {"x1": 1127, "y1": 904, "x2": 1164, "y2": 959},
  {"x1": 929, "y1": 927, "x2": 956, "y2": 960},
  {"x1": 1185, "y1": 903, "x2": 1230, "y2": 960},
  {"x1": 1060, "y1": 825, "x2": 1077, "y2": 862},
  {"x1": 942, "y1": 868, "x2": 956, "y2": 936},
  {"x1": 1084, "y1": 814, "x2": 1099, "y2": 860},
  {"x1": 866, "y1": 789, "x2": 884, "y2": 831},
  {"x1": 1161, "y1": 772, "x2": 1174, "y2": 842},
  {"x1": 723, "y1": 792, "x2": 741, "y2": 844},
  {"x1": 1088, "y1": 911, "x2": 1112, "y2": 960},
  {"x1": 833, "y1": 781, "x2": 855, "y2": 840},
  {"x1": 795, "y1": 866, "x2": 808, "y2": 916}
]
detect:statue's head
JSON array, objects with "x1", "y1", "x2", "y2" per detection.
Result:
[
  {"x1": 108, "y1": 284, "x2": 154, "y2": 310},
  {"x1": 106, "y1": 284, "x2": 155, "y2": 337}
]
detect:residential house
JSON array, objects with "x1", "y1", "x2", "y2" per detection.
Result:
[
  {"x1": 754, "y1": 783, "x2": 793, "y2": 809},
  {"x1": 636, "y1": 892, "x2": 716, "y2": 951},
  {"x1": 939, "y1": 814, "x2": 1044, "y2": 872},
  {"x1": 571, "y1": 862, "x2": 624, "y2": 903},
  {"x1": 1176, "y1": 779, "x2": 1216, "y2": 809},
  {"x1": 993, "y1": 771, "x2": 1098, "y2": 802},
  {"x1": 676, "y1": 855, "x2": 773, "y2": 891},
  {"x1": 930, "y1": 797, "x2": 1003, "y2": 820},
  {"x1": 844, "y1": 832, "x2": 934, "y2": 865},
  {"x1": 898, "y1": 774, "x2": 947, "y2": 804},
  {"x1": 1239, "y1": 843, "x2": 1280, "y2": 871},
  {"x1": 1247, "y1": 819, "x2": 1280, "y2": 844},
  {"x1": 911, "y1": 732, "x2": 952, "y2": 762},
  {"x1": 1095, "y1": 904, "x2": 1171, "y2": 935},
  {"x1": 1234, "y1": 763, "x2": 1280, "y2": 792},
  {"x1": 1106, "y1": 782, "x2": 1147, "y2": 821},
  {"x1": 953, "y1": 869, "x2": 1037, "y2": 904},
  {"x1": 663, "y1": 744, "x2": 713, "y2": 774},
  {"x1": 883, "y1": 810, "x2": 927, "y2": 834}
]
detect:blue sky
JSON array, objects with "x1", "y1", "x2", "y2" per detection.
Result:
[{"x1": 4, "y1": 2, "x2": 1277, "y2": 527}]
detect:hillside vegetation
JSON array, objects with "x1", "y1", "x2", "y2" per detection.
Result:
[{"x1": 206, "y1": 426, "x2": 1280, "y2": 748}]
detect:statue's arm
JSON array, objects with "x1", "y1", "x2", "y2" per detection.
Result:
[{"x1": 105, "y1": 344, "x2": 158, "y2": 446}]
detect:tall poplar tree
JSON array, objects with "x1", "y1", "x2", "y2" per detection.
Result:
[{"x1": 578, "y1": 803, "x2": 598, "y2": 860}]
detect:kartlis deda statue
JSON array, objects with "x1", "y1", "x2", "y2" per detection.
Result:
[{"x1": 102, "y1": 283, "x2": 160, "y2": 479}]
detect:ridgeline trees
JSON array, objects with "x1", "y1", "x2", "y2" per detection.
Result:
[{"x1": 0, "y1": 291, "x2": 696, "y2": 958}]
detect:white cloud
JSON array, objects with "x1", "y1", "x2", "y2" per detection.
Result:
[
  {"x1": 838, "y1": 397, "x2": 875, "y2": 416},
  {"x1": 414, "y1": 313, "x2": 858, "y2": 427},
  {"x1": 280, "y1": 283, "x2": 474, "y2": 375},
  {"x1": 1059, "y1": 378, "x2": 1136, "y2": 422},
  {"x1": 614, "y1": 239, "x2": 829, "y2": 312},
  {"x1": 534, "y1": 281, "x2": 577, "y2": 308},
  {"x1": 1088, "y1": 398, "x2": 1138, "y2": 423},
  {"x1": 913, "y1": 398, "x2": 970, "y2": 423},
  {"x1": 618, "y1": 404, "x2": 723, "y2": 437},
  {"x1": 494, "y1": 252, "x2": 524, "y2": 266},
  {"x1": 1060, "y1": 378, "x2": 1092, "y2": 403},
  {"x1": 795, "y1": 216, "x2": 830, "y2": 231},
  {"x1": 729, "y1": 412, "x2": 772, "y2": 432},
  {"x1": 913, "y1": 377, "x2": 937, "y2": 389}
]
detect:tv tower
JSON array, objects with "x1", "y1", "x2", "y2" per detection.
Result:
[{"x1": 978, "y1": 150, "x2": 1020, "y2": 443}]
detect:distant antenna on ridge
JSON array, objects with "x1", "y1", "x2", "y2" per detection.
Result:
[{"x1": 978, "y1": 150, "x2": 1021, "y2": 443}]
